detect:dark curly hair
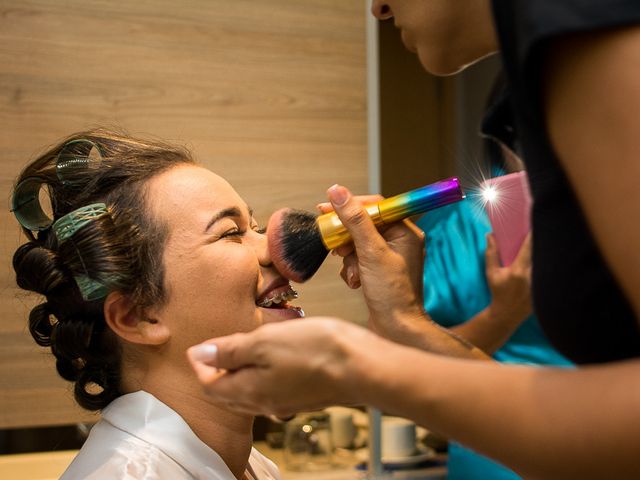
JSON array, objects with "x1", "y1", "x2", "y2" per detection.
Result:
[{"x1": 12, "y1": 128, "x2": 194, "y2": 411}]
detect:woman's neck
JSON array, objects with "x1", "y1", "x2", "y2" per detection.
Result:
[
  {"x1": 122, "y1": 365, "x2": 254, "y2": 479},
  {"x1": 160, "y1": 386, "x2": 255, "y2": 479}
]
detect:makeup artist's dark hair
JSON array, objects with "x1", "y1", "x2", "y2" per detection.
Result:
[{"x1": 12, "y1": 128, "x2": 194, "y2": 411}]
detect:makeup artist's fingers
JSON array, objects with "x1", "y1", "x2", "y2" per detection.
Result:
[
  {"x1": 319, "y1": 194, "x2": 384, "y2": 258},
  {"x1": 333, "y1": 218, "x2": 419, "y2": 259},
  {"x1": 333, "y1": 244, "x2": 355, "y2": 257},
  {"x1": 187, "y1": 342, "x2": 225, "y2": 384},
  {"x1": 188, "y1": 357, "x2": 222, "y2": 385},
  {"x1": 340, "y1": 253, "x2": 361, "y2": 289},
  {"x1": 327, "y1": 185, "x2": 388, "y2": 258},
  {"x1": 317, "y1": 202, "x2": 333, "y2": 214},
  {"x1": 188, "y1": 318, "x2": 372, "y2": 416},
  {"x1": 396, "y1": 218, "x2": 426, "y2": 246},
  {"x1": 396, "y1": 219, "x2": 426, "y2": 296},
  {"x1": 196, "y1": 369, "x2": 280, "y2": 417},
  {"x1": 188, "y1": 333, "x2": 257, "y2": 372},
  {"x1": 316, "y1": 195, "x2": 384, "y2": 214}
]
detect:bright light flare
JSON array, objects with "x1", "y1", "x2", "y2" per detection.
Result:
[{"x1": 482, "y1": 185, "x2": 499, "y2": 203}]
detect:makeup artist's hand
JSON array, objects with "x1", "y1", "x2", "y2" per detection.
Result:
[
  {"x1": 186, "y1": 317, "x2": 383, "y2": 416},
  {"x1": 317, "y1": 185, "x2": 489, "y2": 360},
  {"x1": 318, "y1": 185, "x2": 428, "y2": 343},
  {"x1": 318, "y1": 194, "x2": 421, "y2": 295}
]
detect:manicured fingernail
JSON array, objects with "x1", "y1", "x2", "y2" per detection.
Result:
[
  {"x1": 188, "y1": 344, "x2": 218, "y2": 363},
  {"x1": 328, "y1": 184, "x2": 349, "y2": 207}
]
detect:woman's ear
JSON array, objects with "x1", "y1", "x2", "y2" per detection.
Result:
[{"x1": 103, "y1": 292, "x2": 170, "y2": 346}]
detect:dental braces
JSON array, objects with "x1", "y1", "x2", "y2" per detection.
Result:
[{"x1": 257, "y1": 288, "x2": 298, "y2": 307}]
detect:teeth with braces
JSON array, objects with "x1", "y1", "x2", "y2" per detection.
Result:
[{"x1": 257, "y1": 288, "x2": 298, "y2": 308}]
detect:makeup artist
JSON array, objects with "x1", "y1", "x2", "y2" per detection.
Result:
[{"x1": 187, "y1": 1, "x2": 640, "y2": 477}]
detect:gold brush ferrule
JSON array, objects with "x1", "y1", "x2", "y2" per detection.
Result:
[{"x1": 317, "y1": 204, "x2": 382, "y2": 250}]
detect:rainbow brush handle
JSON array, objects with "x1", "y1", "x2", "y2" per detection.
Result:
[{"x1": 317, "y1": 177, "x2": 465, "y2": 250}]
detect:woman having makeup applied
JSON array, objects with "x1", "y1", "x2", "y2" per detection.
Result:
[
  {"x1": 188, "y1": 1, "x2": 640, "y2": 478},
  {"x1": 11, "y1": 129, "x2": 300, "y2": 479}
]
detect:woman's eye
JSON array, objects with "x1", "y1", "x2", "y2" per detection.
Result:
[
  {"x1": 255, "y1": 226, "x2": 267, "y2": 235},
  {"x1": 220, "y1": 228, "x2": 244, "y2": 239}
]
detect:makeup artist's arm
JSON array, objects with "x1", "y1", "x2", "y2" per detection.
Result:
[
  {"x1": 449, "y1": 233, "x2": 532, "y2": 354},
  {"x1": 355, "y1": 333, "x2": 640, "y2": 479},
  {"x1": 321, "y1": 188, "x2": 490, "y2": 360},
  {"x1": 188, "y1": 317, "x2": 640, "y2": 479},
  {"x1": 544, "y1": 26, "x2": 640, "y2": 324}
]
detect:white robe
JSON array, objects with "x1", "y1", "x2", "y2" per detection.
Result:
[{"x1": 60, "y1": 390, "x2": 281, "y2": 480}]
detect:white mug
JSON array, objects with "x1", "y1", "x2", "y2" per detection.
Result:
[{"x1": 381, "y1": 416, "x2": 417, "y2": 459}]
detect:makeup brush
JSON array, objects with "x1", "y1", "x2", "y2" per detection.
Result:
[{"x1": 267, "y1": 177, "x2": 465, "y2": 283}]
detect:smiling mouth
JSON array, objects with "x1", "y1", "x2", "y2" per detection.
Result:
[{"x1": 256, "y1": 285, "x2": 299, "y2": 308}]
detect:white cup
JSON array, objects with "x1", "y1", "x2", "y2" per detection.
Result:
[
  {"x1": 327, "y1": 407, "x2": 357, "y2": 449},
  {"x1": 381, "y1": 416, "x2": 417, "y2": 459}
]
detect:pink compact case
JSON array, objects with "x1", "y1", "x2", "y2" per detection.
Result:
[{"x1": 482, "y1": 171, "x2": 532, "y2": 266}]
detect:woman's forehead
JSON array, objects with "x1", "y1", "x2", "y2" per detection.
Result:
[{"x1": 147, "y1": 164, "x2": 244, "y2": 217}]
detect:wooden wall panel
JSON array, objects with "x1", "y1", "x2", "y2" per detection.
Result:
[{"x1": 0, "y1": 0, "x2": 368, "y2": 428}]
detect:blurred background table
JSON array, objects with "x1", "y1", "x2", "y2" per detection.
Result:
[{"x1": 254, "y1": 441, "x2": 447, "y2": 480}]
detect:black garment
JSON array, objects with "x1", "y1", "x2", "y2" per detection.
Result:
[{"x1": 484, "y1": 0, "x2": 640, "y2": 364}]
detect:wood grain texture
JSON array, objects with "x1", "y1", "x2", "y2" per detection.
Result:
[{"x1": 0, "y1": 0, "x2": 367, "y2": 428}]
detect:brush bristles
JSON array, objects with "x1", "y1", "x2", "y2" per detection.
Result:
[{"x1": 268, "y1": 208, "x2": 329, "y2": 283}]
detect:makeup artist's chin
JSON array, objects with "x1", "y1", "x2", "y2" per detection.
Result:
[
  {"x1": 400, "y1": 29, "x2": 418, "y2": 53},
  {"x1": 416, "y1": 48, "x2": 466, "y2": 76},
  {"x1": 260, "y1": 306, "x2": 305, "y2": 323}
]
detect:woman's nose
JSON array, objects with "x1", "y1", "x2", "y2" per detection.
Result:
[
  {"x1": 371, "y1": 1, "x2": 393, "y2": 20},
  {"x1": 252, "y1": 229, "x2": 272, "y2": 266}
]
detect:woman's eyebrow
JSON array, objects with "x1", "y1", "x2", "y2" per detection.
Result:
[
  {"x1": 204, "y1": 207, "x2": 242, "y2": 233},
  {"x1": 204, "y1": 205, "x2": 254, "y2": 233}
]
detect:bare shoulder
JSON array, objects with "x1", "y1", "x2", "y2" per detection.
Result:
[
  {"x1": 542, "y1": 24, "x2": 640, "y2": 322},
  {"x1": 543, "y1": 24, "x2": 640, "y2": 156}
]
